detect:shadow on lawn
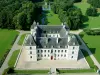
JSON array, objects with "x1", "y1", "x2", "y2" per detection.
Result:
[
  {"x1": 41, "y1": 10, "x2": 50, "y2": 25},
  {"x1": 78, "y1": 48, "x2": 96, "y2": 60}
]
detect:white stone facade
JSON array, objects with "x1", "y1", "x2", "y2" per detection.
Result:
[{"x1": 24, "y1": 23, "x2": 79, "y2": 61}]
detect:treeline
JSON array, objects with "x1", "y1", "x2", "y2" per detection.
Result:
[
  {"x1": 0, "y1": 0, "x2": 42, "y2": 30},
  {"x1": 87, "y1": 0, "x2": 100, "y2": 8},
  {"x1": 51, "y1": 0, "x2": 83, "y2": 30}
]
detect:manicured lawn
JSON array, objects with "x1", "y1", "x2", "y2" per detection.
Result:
[
  {"x1": 8, "y1": 50, "x2": 20, "y2": 67},
  {"x1": 74, "y1": 0, "x2": 100, "y2": 28},
  {"x1": 46, "y1": 11, "x2": 61, "y2": 25},
  {"x1": 0, "y1": 29, "x2": 19, "y2": 60},
  {"x1": 18, "y1": 34, "x2": 27, "y2": 45},
  {"x1": 41, "y1": 10, "x2": 61, "y2": 25},
  {"x1": 80, "y1": 32, "x2": 100, "y2": 63},
  {"x1": 15, "y1": 70, "x2": 49, "y2": 74},
  {"x1": 58, "y1": 69, "x2": 95, "y2": 73}
]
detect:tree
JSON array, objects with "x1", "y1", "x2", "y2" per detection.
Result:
[{"x1": 86, "y1": 7, "x2": 97, "y2": 16}]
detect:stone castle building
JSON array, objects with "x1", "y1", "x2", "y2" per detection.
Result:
[{"x1": 24, "y1": 22, "x2": 79, "y2": 61}]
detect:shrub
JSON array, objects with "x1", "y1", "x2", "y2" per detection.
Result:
[{"x1": 86, "y1": 7, "x2": 97, "y2": 16}]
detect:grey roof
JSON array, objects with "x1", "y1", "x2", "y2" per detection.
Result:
[
  {"x1": 24, "y1": 34, "x2": 36, "y2": 46},
  {"x1": 68, "y1": 35, "x2": 79, "y2": 46},
  {"x1": 36, "y1": 37, "x2": 68, "y2": 48},
  {"x1": 36, "y1": 25, "x2": 69, "y2": 37}
]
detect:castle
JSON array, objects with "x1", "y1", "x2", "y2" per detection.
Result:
[{"x1": 24, "y1": 22, "x2": 79, "y2": 61}]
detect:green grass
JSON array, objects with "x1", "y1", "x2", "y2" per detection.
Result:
[
  {"x1": 41, "y1": 10, "x2": 61, "y2": 25},
  {"x1": 74, "y1": 0, "x2": 100, "y2": 28},
  {"x1": 0, "y1": 29, "x2": 19, "y2": 60},
  {"x1": 46, "y1": 11, "x2": 61, "y2": 25},
  {"x1": 15, "y1": 70, "x2": 49, "y2": 74},
  {"x1": 8, "y1": 50, "x2": 20, "y2": 67},
  {"x1": 18, "y1": 34, "x2": 27, "y2": 45},
  {"x1": 59, "y1": 69, "x2": 95, "y2": 73},
  {"x1": 80, "y1": 32, "x2": 100, "y2": 63}
]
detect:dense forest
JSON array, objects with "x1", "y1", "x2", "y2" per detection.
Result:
[
  {"x1": 51, "y1": 0, "x2": 83, "y2": 30},
  {"x1": 0, "y1": 0, "x2": 42, "y2": 30}
]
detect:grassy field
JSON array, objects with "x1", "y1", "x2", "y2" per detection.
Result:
[
  {"x1": 18, "y1": 34, "x2": 27, "y2": 45},
  {"x1": 74, "y1": 0, "x2": 100, "y2": 28},
  {"x1": 0, "y1": 29, "x2": 19, "y2": 60},
  {"x1": 15, "y1": 70, "x2": 49, "y2": 74},
  {"x1": 80, "y1": 32, "x2": 100, "y2": 63},
  {"x1": 8, "y1": 50, "x2": 20, "y2": 67}
]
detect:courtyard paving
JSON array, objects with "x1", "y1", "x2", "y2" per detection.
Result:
[{"x1": 15, "y1": 48, "x2": 89, "y2": 70}]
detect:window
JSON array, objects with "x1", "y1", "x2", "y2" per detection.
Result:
[
  {"x1": 64, "y1": 54, "x2": 66, "y2": 57},
  {"x1": 48, "y1": 50, "x2": 49, "y2": 52},
  {"x1": 51, "y1": 50, "x2": 53, "y2": 53},
  {"x1": 41, "y1": 54, "x2": 43, "y2": 57},
  {"x1": 61, "y1": 50, "x2": 63, "y2": 52},
  {"x1": 38, "y1": 54, "x2": 39, "y2": 57},
  {"x1": 58, "y1": 50, "x2": 60, "y2": 53},
  {"x1": 38, "y1": 50, "x2": 39, "y2": 53},
  {"x1": 45, "y1": 50, "x2": 46, "y2": 52},
  {"x1": 61, "y1": 54, "x2": 63, "y2": 57},
  {"x1": 30, "y1": 51, "x2": 32, "y2": 54},
  {"x1": 58, "y1": 54, "x2": 59, "y2": 57},
  {"x1": 72, "y1": 51, "x2": 74, "y2": 54},
  {"x1": 30, "y1": 56, "x2": 32, "y2": 58},
  {"x1": 65, "y1": 50, "x2": 67, "y2": 52},
  {"x1": 71, "y1": 56, "x2": 73, "y2": 58},
  {"x1": 30, "y1": 47, "x2": 32, "y2": 50},
  {"x1": 44, "y1": 54, "x2": 46, "y2": 57},
  {"x1": 73, "y1": 47, "x2": 75, "y2": 49},
  {"x1": 55, "y1": 50, "x2": 56, "y2": 52},
  {"x1": 48, "y1": 54, "x2": 49, "y2": 57},
  {"x1": 41, "y1": 50, "x2": 43, "y2": 53}
]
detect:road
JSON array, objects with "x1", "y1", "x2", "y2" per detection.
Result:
[{"x1": 0, "y1": 30, "x2": 29, "y2": 75}]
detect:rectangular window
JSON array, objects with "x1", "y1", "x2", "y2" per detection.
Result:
[
  {"x1": 55, "y1": 50, "x2": 56, "y2": 52},
  {"x1": 38, "y1": 54, "x2": 39, "y2": 57},
  {"x1": 48, "y1": 54, "x2": 49, "y2": 57},
  {"x1": 45, "y1": 50, "x2": 46, "y2": 52},
  {"x1": 48, "y1": 50, "x2": 49, "y2": 52},
  {"x1": 65, "y1": 50, "x2": 67, "y2": 52},
  {"x1": 72, "y1": 51, "x2": 74, "y2": 54},
  {"x1": 41, "y1": 54, "x2": 43, "y2": 57},
  {"x1": 44, "y1": 54, "x2": 46, "y2": 57},
  {"x1": 30, "y1": 47, "x2": 32, "y2": 50},
  {"x1": 71, "y1": 56, "x2": 73, "y2": 58},
  {"x1": 30, "y1": 56, "x2": 32, "y2": 58},
  {"x1": 30, "y1": 51, "x2": 32, "y2": 54},
  {"x1": 61, "y1": 54, "x2": 63, "y2": 57},
  {"x1": 73, "y1": 47, "x2": 75, "y2": 49},
  {"x1": 38, "y1": 50, "x2": 39, "y2": 53},
  {"x1": 61, "y1": 50, "x2": 63, "y2": 52},
  {"x1": 41, "y1": 50, "x2": 43, "y2": 53},
  {"x1": 64, "y1": 54, "x2": 66, "y2": 57},
  {"x1": 58, "y1": 50, "x2": 60, "y2": 52},
  {"x1": 58, "y1": 54, "x2": 59, "y2": 57}
]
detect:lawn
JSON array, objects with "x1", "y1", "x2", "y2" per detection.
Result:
[
  {"x1": 41, "y1": 10, "x2": 61, "y2": 25},
  {"x1": 8, "y1": 50, "x2": 20, "y2": 67},
  {"x1": 15, "y1": 70, "x2": 49, "y2": 74},
  {"x1": 18, "y1": 34, "x2": 27, "y2": 45},
  {"x1": 74, "y1": 0, "x2": 100, "y2": 28},
  {"x1": 80, "y1": 32, "x2": 100, "y2": 63},
  {"x1": 0, "y1": 29, "x2": 19, "y2": 60}
]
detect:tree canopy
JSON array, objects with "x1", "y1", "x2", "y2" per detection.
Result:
[
  {"x1": 51, "y1": 0, "x2": 83, "y2": 30},
  {"x1": 0, "y1": 0, "x2": 42, "y2": 30}
]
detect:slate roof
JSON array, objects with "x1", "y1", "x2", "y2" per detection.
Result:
[
  {"x1": 25, "y1": 25, "x2": 79, "y2": 48},
  {"x1": 24, "y1": 34, "x2": 36, "y2": 46}
]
